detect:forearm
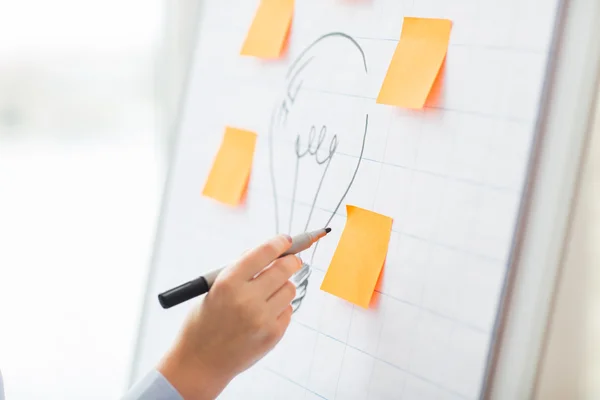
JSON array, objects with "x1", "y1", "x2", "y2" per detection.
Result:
[{"x1": 156, "y1": 346, "x2": 231, "y2": 400}]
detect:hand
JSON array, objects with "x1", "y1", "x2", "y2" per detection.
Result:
[{"x1": 157, "y1": 234, "x2": 301, "y2": 400}]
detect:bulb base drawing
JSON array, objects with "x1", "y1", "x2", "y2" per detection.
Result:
[{"x1": 290, "y1": 262, "x2": 311, "y2": 313}]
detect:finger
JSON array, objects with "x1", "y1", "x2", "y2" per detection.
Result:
[
  {"x1": 253, "y1": 255, "x2": 302, "y2": 298},
  {"x1": 214, "y1": 248, "x2": 251, "y2": 280},
  {"x1": 267, "y1": 281, "x2": 297, "y2": 316},
  {"x1": 232, "y1": 235, "x2": 292, "y2": 280},
  {"x1": 275, "y1": 305, "x2": 293, "y2": 335},
  {"x1": 278, "y1": 304, "x2": 293, "y2": 320}
]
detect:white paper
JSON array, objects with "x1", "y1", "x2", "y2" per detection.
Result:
[{"x1": 133, "y1": 0, "x2": 560, "y2": 398}]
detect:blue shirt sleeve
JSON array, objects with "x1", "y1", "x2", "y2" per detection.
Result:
[{"x1": 122, "y1": 369, "x2": 183, "y2": 400}]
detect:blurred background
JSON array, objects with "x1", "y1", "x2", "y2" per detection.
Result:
[
  {"x1": 1, "y1": 1, "x2": 599, "y2": 399},
  {"x1": 0, "y1": 1, "x2": 200, "y2": 398}
]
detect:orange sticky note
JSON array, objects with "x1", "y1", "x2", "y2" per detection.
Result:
[
  {"x1": 240, "y1": 0, "x2": 294, "y2": 58},
  {"x1": 377, "y1": 17, "x2": 452, "y2": 109},
  {"x1": 202, "y1": 127, "x2": 257, "y2": 206},
  {"x1": 321, "y1": 206, "x2": 393, "y2": 308}
]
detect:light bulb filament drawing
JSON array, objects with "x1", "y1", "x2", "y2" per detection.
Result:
[
  {"x1": 268, "y1": 32, "x2": 369, "y2": 312},
  {"x1": 289, "y1": 125, "x2": 338, "y2": 235}
]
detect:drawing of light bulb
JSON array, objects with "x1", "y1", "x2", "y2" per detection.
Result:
[{"x1": 267, "y1": 33, "x2": 369, "y2": 312}]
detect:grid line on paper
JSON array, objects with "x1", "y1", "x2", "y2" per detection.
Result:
[
  {"x1": 305, "y1": 317, "x2": 326, "y2": 399},
  {"x1": 350, "y1": 35, "x2": 547, "y2": 54},
  {"x1": 263, "y1": 138, "x2": 524, "y2": 194},
  {"x1": 262, "y1": 366, "x2": 328, "y2": 400},
  {"x1": 371, "y1": 110, "x2": 394, "y2": 211},
  {"x1": 300, "y1": 86, "x2": 531, "y2": 124},
  {"x1": 402, "y1": 309, "x2": 426, "y2": 398},
  {"x1": 246, "y1": 187, "x2": 508, "y2": 264},
  {"x1": 272, "y1": 320, "x2": 472, "y2": 400},
  {"x1": 308, "y1": 272, "x2": 491, "y2": 335},
  {"x1": 234, "y1": 79, "x2": 533, "y2": 125},
  {"x1": 198, "y1": 15, "x2": 547, "y2": 54},
  {"x1": 331, "y1": 344, "x2": 349, "y2": 400},
  {"x1": 360, "y1": 308, "x2": 381, "y2": 400}
]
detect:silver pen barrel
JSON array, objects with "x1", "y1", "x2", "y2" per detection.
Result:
[{"x1": 282, "y1": 228, "x2": 329, "y2": 256}]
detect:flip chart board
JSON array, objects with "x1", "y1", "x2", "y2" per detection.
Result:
[{"x1": 131, "y1": 0, "x2": 564, "y2": 398}]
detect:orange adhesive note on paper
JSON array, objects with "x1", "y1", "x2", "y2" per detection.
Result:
[
  {"x1": 320, "y1": 206, "x2": 393, "y2": 308},
  {"x1": 377, "y1": 17, "x2": 452, "y2": 109},
  {"x1": 240, "y1": 0, "x2": 294, "y2": 58},
  {"x1": 202, "y1": 127, "x2": 257, "y2": 206}
]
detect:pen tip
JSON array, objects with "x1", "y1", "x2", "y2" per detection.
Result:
[{"x1": 325, "y1": 227, "x2": 332, "y2": 233}]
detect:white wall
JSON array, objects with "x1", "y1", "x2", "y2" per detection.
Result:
[{"x1": 0, "y1": 1, "x2": 164, "y2": 398}]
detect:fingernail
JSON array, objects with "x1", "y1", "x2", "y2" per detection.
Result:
[{"x1": 282, "y1": 234, "x2": 292, "y2": 243}]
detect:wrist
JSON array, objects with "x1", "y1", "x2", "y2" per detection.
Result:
[{"x1": 157, "y1": 345, "x2": 231, "y2": 400}]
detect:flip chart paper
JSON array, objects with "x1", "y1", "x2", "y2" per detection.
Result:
[
  {"x1": 137, "y1": 0, "x2": 561, "y2": 397},
  {"x1": 240, "y1": 0, "x2": 294, "y2": 58},
  {"x1": 321, "y1": 205, "x2": 393, "y2": 308},
  {"x1": 202, "y1": 127, "x2": 257, "y2": 206},
  {"x1": 377, "y1": 17, "x2": 452, "y2": 109}
]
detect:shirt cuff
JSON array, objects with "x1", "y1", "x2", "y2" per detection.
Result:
[{"x1": 122, "y1": 369, "x2": 183, "y2": 400}]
